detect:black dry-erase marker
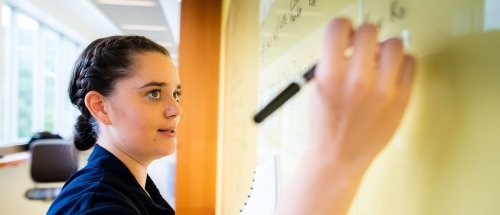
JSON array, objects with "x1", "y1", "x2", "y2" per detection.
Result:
[{"x1": 253, "y1": 64, "x2": 316, "y2": 123}]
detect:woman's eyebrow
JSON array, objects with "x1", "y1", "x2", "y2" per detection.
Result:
[{"x1": 139, "y1": 81, "x2": 167, "y2": 89}]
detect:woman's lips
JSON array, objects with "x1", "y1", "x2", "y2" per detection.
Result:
[{"x1": 158, "y1": 128, "x2": 176, "y2": 138}]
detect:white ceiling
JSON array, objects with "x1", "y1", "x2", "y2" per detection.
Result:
[
  {"x1": 4, "y1": 0, "x2": 180, "y2": 61},
  {"x1": 89, "y1": 0, "x2": 181, "y2": 61}
]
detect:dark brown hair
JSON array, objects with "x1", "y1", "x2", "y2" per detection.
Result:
[{"x1": 68, "y1": 35, "x2": 169, "y2": 150}]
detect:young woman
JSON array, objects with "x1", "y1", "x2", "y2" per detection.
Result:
[
  {"x1": 47, "y1": 17, "x2": 415, "y2": 214},
  {"x1": 47, "y1": 35, "x2": 179, "y2": 214}
]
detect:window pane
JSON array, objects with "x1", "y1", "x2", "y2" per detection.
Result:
[
  {"x1": 56, "y1": 39, "x2": 81, "y2": 137},
  {"x1": 1, "y1": 5, "x2": 11, "y2": 142},
  {"x1": 16, "y1": 13, "x2": 39, "y2": 138},
  {"x1": 2, "y1": 6, "x2": 81, "y2": 144},
  {"x1": 44, "y1": 76, "x2": 55, "y2": 130},
  {"x1": 43, "y1": 28, "x2": 59, "y2": 131},
  {"x1": 17, "y1": 56, "x2": 33, "y2": 138},
  {"x1": 2, "y1": 5, "x2": 10, "y2": 27},
  {"x1": 44, "y1": 29, "x2": 58, "y2": 74}
]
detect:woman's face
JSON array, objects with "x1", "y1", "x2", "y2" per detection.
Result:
[{"x1": 104, "y1": 52, "x2": 182, "y2": 163}]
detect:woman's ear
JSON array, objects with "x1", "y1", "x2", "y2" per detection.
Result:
[{"x1": 84, "y1": 91, "x2": 111, "y2": 125}]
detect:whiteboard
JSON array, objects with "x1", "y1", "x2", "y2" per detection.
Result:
[{"x1": 256, "y1": 0, "x2": 500, "y2": 214}]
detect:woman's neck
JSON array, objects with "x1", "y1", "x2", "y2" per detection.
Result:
[{"x1": 97, "y1": 140, "x2": 150, "y2": 190}]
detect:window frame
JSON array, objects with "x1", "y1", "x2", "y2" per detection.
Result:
[{"x1": 1, "y1": 4, "x2": 81, "y2": 146}]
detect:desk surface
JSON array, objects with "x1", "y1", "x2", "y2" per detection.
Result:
[{"x1": 0, "y1": 152, "x2": 30, "y2": 168}]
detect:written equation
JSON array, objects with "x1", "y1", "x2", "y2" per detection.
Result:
[
  {"x1": 361, "y1": 0, "x2": 407, "y2": 30},
  {"x1": 261, "y1": 0, "x2": 319, "y2": 60}
]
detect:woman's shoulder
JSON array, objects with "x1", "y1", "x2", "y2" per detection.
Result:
[{"x1": 47, "y1": 167, "x2": 140, "y2": 214}]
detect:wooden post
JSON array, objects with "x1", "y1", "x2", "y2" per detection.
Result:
[{"x1": 176, "y1": 0, "x2": 222, "y2": 214}]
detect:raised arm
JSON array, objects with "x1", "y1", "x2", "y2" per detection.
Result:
[{"x1": 275, "y1": 17, "x2": 416, "y2": 215}]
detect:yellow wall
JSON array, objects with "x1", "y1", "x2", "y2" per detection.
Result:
[{"x1": 0, "y1": 164, "x2": 53, "y2": 214}]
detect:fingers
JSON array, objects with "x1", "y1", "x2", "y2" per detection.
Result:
[
  {"x1": 377, "y1": 38, "x2": 404, "y2": 89},
  {"x1": 317, "y1": 17, "x2": 415, "y2": 103},
  {"x1": 398, "y1": 55, "x2": 416, "y2": 104},
  {"x1": 317, "y1": 17, "x2": 353, "y2": 84},
  {"x1": 349, "y1": 23, "x2": 378, "y2": 81}
]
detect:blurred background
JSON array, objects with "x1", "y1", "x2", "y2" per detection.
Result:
[{"x1": 0, "y1": 0, "x2": 180, "y2": 213}]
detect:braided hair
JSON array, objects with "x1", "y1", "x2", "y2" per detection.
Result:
[{"x1": 68, "y1": 35, "x2": 169, "y2": 150}]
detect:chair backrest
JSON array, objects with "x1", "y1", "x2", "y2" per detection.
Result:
[{"x1": 29, "y1": 139, "x2": 79, "y2": 183}]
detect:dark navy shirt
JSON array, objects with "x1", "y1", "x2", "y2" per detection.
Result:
[{"x1": 47, "y1": 144, "x2": 175, "y2": 215}]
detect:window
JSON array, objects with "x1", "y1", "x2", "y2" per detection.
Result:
[
  {"x1": 16, "y1": 13, "x2": 39, "y2": 138},
  {"x1": 1, "y1": 5, "x2": 81, "y2": 145}
]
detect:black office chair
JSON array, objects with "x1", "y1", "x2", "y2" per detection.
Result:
[{"x1": 25, "y1": 139, "x2": 79, "y2": 201}]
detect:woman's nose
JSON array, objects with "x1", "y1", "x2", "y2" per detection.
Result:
[{"x1": 165, "y1": 98, "x2": 182, "y2": 118}]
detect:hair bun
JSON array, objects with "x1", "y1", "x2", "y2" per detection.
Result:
[{"x1": 73, "y1": 115, "x2": 97, "y2": 150}]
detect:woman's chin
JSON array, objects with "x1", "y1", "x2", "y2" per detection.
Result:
[{"x1": 158, "y1": 142, "x2": 177, "y2": 156}]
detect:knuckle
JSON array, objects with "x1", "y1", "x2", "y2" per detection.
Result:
[
  {"x1": 350, "y1": 76, "x2": 374, "y2": 94},
  {"x1": 328, "y1": 17, "x2": 352, "y2": 31},
  {"x1": 385, "y1": 38, "x2": 403, "y2": 50},
  {"x1": 374, "y1": 86, "x2": 397, "y2": 103}
]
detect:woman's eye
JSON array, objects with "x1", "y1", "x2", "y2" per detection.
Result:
[
  {"x1": 173, "y1": 90, "x2": 182, "y2": 102},
  {"x1": 148, "y1": 89, "x2": 161, "y2": 100}
]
